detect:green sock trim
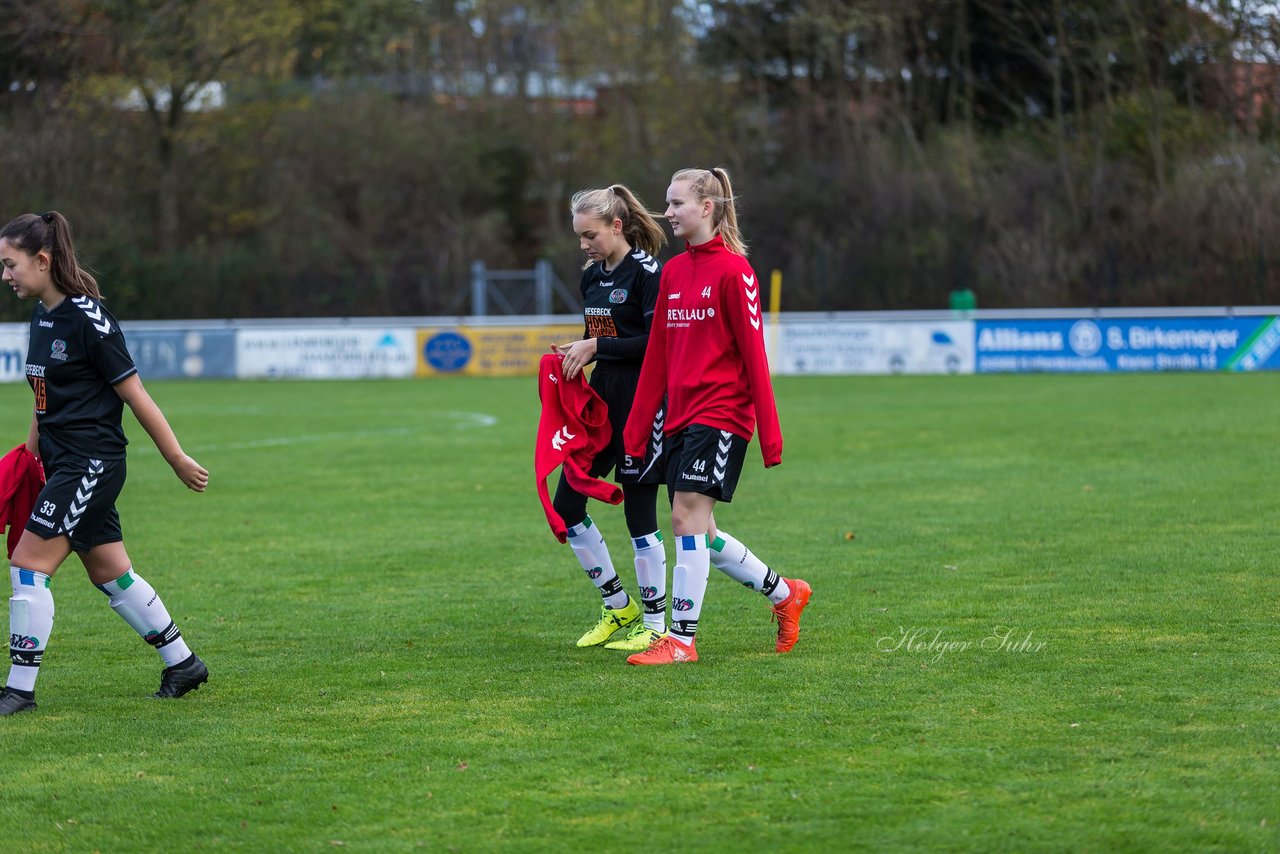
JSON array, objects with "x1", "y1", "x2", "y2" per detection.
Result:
[
  {"x1": 710, "y1": 536, "x2": 726, "y2": 552},
  {"x1": 115, "y1": 570, "x2": 134, "y2": 591}
]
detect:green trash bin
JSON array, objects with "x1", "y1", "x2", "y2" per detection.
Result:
[{"x1": 949, "y1": 288, "x2": 976, "y2": 315}]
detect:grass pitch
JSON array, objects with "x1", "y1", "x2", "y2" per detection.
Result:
[{"x1": 0, "y1": 373, "x2": 1277, "y2": 851}]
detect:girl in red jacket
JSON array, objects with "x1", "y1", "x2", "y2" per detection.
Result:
[{"x1": 622, "y1": 168, "x2": 811, "y2": 665}]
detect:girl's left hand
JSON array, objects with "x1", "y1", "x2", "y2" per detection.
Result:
[
  {"x1": 552, "y1": 339, "x2": 597, "y2": 381},
  {"x1": 171, "y1": 454, "x2": 210, "y2": 492}
]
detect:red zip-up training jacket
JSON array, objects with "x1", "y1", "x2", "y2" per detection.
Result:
[
  {"x1": 535, "y1": 354, "x2": 623, "y2": 542},
  {"x1": 0, "y1": 445, "x2": 45, "y2": 558},
  {"x1": 623, "y1": 235, "x2": 782, "y2": 467}
]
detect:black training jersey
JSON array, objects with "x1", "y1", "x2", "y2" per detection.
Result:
[
  {"x1": 579, "y1": 247, "x2": 662, "y2": 369},
  {"x1": 25, "y1": 295, "x2": 137, "y2": 460}
]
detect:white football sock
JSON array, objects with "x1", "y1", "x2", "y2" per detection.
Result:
[
  {"x1": 670, "y1": 534, "x2": 710, "y2": 645},
  {"x1": 711, "y1": 531, "x2": 791, "y2": 604},
  {"x1": 97, "y1": 568, "x2": 193, "y2": 667},
  {"x1": 566, "y1": 517, "x2": 629, "y2": 610},
  {"x1": 632, "y1": 531, "x2": 667, "y2": 632},
  {"x1": 8, "y1": 566, "x2": 54, "y2": 694}
]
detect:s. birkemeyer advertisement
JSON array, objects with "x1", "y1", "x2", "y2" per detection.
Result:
[
  {"x1": 975, "y1": 317, "x2": 1280, "y2": 373},
  {"x1": 237, "y1": 328, "x2": 417, "y2": 379}
]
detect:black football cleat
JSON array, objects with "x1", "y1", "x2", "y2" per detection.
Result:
[
  {"x1": 0, "y1": 688, "x2": 37, "y2": 716},
  {"x1": 153, "y1": 654, "x2": 209, "y2": 699}
]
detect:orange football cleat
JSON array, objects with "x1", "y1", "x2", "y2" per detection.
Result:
[
  {"x1": 771, "y1": 578, "x2": 812, "y2": 653},
  {"x1": 626, "y1": 634, "x2": 698, "y2": 665}
]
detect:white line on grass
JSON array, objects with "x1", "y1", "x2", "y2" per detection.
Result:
[
  {"x1": 198, "y1": 427, "x2": 418, "y2": 451},
  {"x1": 134, "y1": 412, "x2": 497, "y2": 453}
]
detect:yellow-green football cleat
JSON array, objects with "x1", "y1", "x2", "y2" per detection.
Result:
[
  {"x1": 576, "y1": 600, "x2": 641, "y2": 647},
  {"x1": 604, "y1": 624, "x2": 663, "y2": 651}
]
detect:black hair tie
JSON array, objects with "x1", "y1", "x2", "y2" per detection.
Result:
[{"x1": 40, "y1": 212, "x2": 52, "y2": 224}]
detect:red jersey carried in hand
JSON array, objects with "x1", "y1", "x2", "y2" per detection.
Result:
[
  {"x1": 623, "y1": 235, "x2": 782, "y2": 467},
  {"x1": 0, "y1": 444, "x2": 45, "y2": 558},
  {"x1": 535, "y1": 354, "x2": 623, "y2": 542}
]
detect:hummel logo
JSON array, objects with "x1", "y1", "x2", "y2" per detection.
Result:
[
  {"x1": 71, "y1": 296, "x2": 112, "y2": 335},
  {"x1": 600, "y1": 280, "x2": 613, "y2": 287},
  {"x1": 631, "y1": 250, "x2": 657, "y2": 271},
  {"x1": 62, "y1": 458, "x2": 104, "y2": 532},
  {"x1": 551, "y1": 426, "x2": 576, "y2": 452},
  {"x1": 669, "y1": 292, "x2": 681, "y2": 300},
  {"x1": 743, "y1": 273, "x2": 762, "y2": 329},
  {"x1": 716, "y1": 433, "x2": 733, "y2": 472}
]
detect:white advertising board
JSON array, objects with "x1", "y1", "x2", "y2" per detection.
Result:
[
  {"x1": 0, "y1": 324, "x2": 28, "y2": 383},
  {"x1": 773, "y1": 320, "x2": 975, "y2": 375},
  {"x1": 236, "y1": 328, "x2": 417, "y2": 379}
]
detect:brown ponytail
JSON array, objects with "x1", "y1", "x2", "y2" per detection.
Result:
[{"x1": 0, "y1": 211, "x2": 100, "y2": 299}]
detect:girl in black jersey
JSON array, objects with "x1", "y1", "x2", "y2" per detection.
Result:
[
  {"x1": 1, "y1": 211, "x2": 209, "y2": 717},
  {"x1": 549, "y1": 185, "x2": 669, "y2": 651}
]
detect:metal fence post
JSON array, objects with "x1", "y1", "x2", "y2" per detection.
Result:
[
  {"x1": 535, "y1": 259, "x2": 551, "y2": 316},
  {"x1": 471, "y1": 260, "x2": 487, "y2": 317}
]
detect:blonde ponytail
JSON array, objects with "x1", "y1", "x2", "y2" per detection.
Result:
[
  {"x1": 670, "y1": 167, "x2": 748, "y2": 256},
  {"x1": 569, "y1": 184, "x2": 668, "y2": 259},
  {"x1": 608, "y1": 185, "x2": 666, "y2": 257}
]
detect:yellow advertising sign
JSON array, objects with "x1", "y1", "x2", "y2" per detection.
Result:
[{"x1": 416, "y1": 325, "x2": 583, "y2": 376}]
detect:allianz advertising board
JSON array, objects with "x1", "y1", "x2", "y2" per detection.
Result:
[{"x1": 975, "y1": 317, "x2": 1280, "y2": 373}]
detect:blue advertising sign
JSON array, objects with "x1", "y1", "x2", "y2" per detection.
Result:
[
  {"x1": 422, "y1": 331, "x2": 473, "y2": 372},
  {"x1": 975, "y1": 317, "x2": 1280, "y2": 373},
  {"x1": 125, "y1": 329, "x2": 237, "y2": 379}
]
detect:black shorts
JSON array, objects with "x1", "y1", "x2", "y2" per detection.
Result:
[
  {"x1": 26, "y1": 452, "x2": 126, "y2": 552},
  {"x1": 665, "y1": 423, "x2": 749, "y2": 503},
  {"x1": 589, "y1": 365, "x2": 664, "y2": 485}
]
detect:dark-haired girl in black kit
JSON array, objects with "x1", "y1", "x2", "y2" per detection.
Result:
[{"x1": 2, "y1": 211, "x2": 209, "y2": 716}]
